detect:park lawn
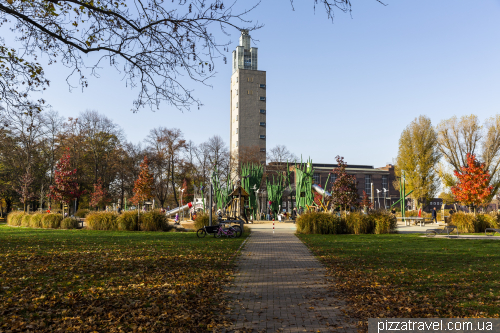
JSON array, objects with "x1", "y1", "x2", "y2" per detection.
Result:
[
  {"x1": 298, "y1": 234, "x2": 500, "y2": 329},
  {"x1": 0, "y1": 224, "x2": 247, "y2": 332}
]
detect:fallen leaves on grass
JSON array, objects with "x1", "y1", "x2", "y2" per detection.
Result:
[
  {"x1": 0, "y1": 228, "x2": 244, "y2": 332},
  {"x1": 299, "y1": 235, "x2": 500, "y2": 333}
]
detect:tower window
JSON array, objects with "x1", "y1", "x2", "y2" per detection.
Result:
[
  {"x1": 260, "y1": 84, "x2": 266, "y2": 88},
  {"x1": 236, "y1": 89, "x2": 238, "y2": 95},
  {"x1": 247, "y1": 77, "x2": 253, "y2": 82},
  {"x1": 236, "y1": 77, "x2": 238, "y2": 82},
  {"x1": 236, "y1": 141, "x2": 238, "y2": 147},
  {"x1": 236, "y1": 128, "x2": 238, "y2": 134},
  {"x1": 260, "y1": 122, "x2": 266, "y2": 126},
  {"x1": 247, "y1": 90, "x2": 253, "y2": 95},
  {"x1": 236, "y1": 115, "x2": 238, "y2": 121},
  {"x1": 259, "y1": 135, "x2": 266, "y2": 139},
  {"x1": 260, "y1": 97, "x2": 266, "y2": 101},
  {"x1": 260, "y1": 148, "x2": 266, "y2": 152},
  {"x1": 260, "y1": 109, "x2": 266, "y2": 114},
  {"x1": 236, "y1": 102, "x2": 238, "y2": 108}
]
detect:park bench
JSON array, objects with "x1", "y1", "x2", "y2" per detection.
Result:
[
  {"x1": 425, "y1": 225, "x2": 459, "y2": 237},
  {"x1": 485, "y1": 228, "x2": 500, "y2": 236}
]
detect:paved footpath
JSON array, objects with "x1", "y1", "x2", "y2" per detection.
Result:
[{"x1": 226, "y1": 224, "x2": 358, "y2": 333}]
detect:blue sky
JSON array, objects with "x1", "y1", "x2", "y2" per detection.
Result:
[{"x1": 20, "y1": 0, "x2": 500, "y2": 167}]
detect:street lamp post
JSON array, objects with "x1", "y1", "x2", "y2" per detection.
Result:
[
  {"x1": 383, "y1": 188, "x2": 388, "y2": 210},
  {"x1": 376, "y1": 189, "x2": 381, "y2": 209}
]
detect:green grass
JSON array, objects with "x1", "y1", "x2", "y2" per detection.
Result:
[
  {"x1": 0, "y1": 225, "x2": 248, "y2": 332},
  {"x1": 298, "y1": 233, "x2": 500, "y2": 330}
]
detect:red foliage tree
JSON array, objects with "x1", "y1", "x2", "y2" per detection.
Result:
[
  {"x1": 130, "y1": 156, "x2": 154, "y2": 205},
  {"x1": 90, "y1": 178, "x2": 110, "y2": 210},
  {"x1": 360, "y1": 191, "x2": 373, "y2": 209},
  {"x1": 451, "y1": 153, "x2": 493, "y2": 212},
  {"x1": 48, "y1": 150, "x2": 85, "y2": 206},
  {"x1": 330, "y1": 156, "x2": 359, "y2": 213}
]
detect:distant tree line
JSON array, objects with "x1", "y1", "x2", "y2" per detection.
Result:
[{"x1": 0, "y1": 107, "x2": 296, "y2": 215}]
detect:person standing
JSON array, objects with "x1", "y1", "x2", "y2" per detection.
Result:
[
  {"x1": 432, "y1": 207, "x2": 438, "y2": 224},
  {"x1": 175, "y1": 213, "x2": 179, "y2": 224}
]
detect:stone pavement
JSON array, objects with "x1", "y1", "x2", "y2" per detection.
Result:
[{"x1": 226, "y1": 223, "x2": 358, "y2": 333}]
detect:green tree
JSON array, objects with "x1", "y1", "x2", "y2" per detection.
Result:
[{"x1": 394, "y1": 115, "x2": 441, "y2": 208}]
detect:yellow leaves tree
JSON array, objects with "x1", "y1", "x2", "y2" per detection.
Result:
[{"x1": 394, "y1": 115, "x2": 441, "y2": 208}]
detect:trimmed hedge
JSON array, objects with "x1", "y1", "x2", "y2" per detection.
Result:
[
  {"x1": 75, "y1": 209, "x2": 90, "y2": 218},
  {"x1": 7, "y1": 212, "x2": 26, "y2": 226},
  {"x1": 117, "y1": 211, "x2": 139, "y2": 231},
  {"x1": 60, "y1": 217, "x2": 79, "y2": 229},
  {"x1": 297, "y1": 210, "x2": 397, "y2": 235},
  {"x1": 30, "y1": 213, "x2": 44, "y2": 228},
  {"x1": 42, "y1": 214, "x2": 63, "y2": 229},
  {"x1": 296, "y1": 211, "x2": 345, "y2": 234},
  {"x1": 86, "y1": 212, "x2": 119, "y2": 230},
  {"x1": 20, "y1": 214, "x2": 32, "y2": 227},
  {"x1": 141, "y1": 210, "x2": 172, "y2": 231}
]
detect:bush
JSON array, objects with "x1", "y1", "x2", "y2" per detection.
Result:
[
  {"x1": 370, "y1": 210, "x2": 398, "y2": 234},
  {"x1": 296, "y1": 211, "x2": 346, "y2": 234},
  {"x1": 450, "y1": 212, "x2": 498, "y2": 233},
  {"x1": 20, "y1": 214, "x2": 33, "y2": 227},
  {"x1": 141, "y1": 210, "x2": 172, "y2": 231},
  {"x1": 42, "y1": 214, "x2": 63, "y2": 229},
  {"x1": 194, "y1": 212, "x2": 217, "y2": 230},
  {"x1": 7, "y1": 211, "x2": 26, "y2": 226},
  {"x1": 346, "y1": 212, "x2": 375, "y2": 234},
  {"x1": 296, "y1": 210, "x2": 396, "y2": 235},
  {"x1": 60, "y1": 217, "x2": 79, "y2": 229},
  {"x1": 75, "y1": 209, "x2": 90, "y2": 218},
  {"x1": 117, "y1": 211, "x2": 139, "y2": 231},
  {"x1": 30, "y1": 213, "x2": 44, "y2": 228},
  {"x1": 86, "y1": 212, "x2": 119, "y2": 230},
  {"x1": 474, "y1": 214, "x2": 498, "y2": 233}
]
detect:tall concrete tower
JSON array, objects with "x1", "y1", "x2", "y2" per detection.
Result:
[{"x1": 230, "y1": 30, "x2": 266, "y2": 168}]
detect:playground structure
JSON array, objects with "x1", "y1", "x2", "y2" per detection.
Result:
[
  {"x1": 224, "y1": 185, "x2": 250, "y2": 223},
  {"x1": 241, "y1": 163, "x2": 264, "y2": 219}
]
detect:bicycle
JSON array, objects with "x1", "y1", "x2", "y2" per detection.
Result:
[{"x1": 214, "y1": 224, "x2": 235, "y2": 238}]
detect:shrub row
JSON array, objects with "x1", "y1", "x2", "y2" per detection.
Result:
[
  {"x1": 6, "y1": 212, "x2": 73, "y2": 229},
  {"x1": 75, "y1": 209, "x2": 90, "y2": 218},
  {"x1": 296, "y1": 210, "x2": 397, "y2": 235},
  {"x1": 86, "y1": 210, "x2": 172, "y2": 231},
  {"x1": 450, "y1": 212, "x2": 499, "y2": 233}
]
